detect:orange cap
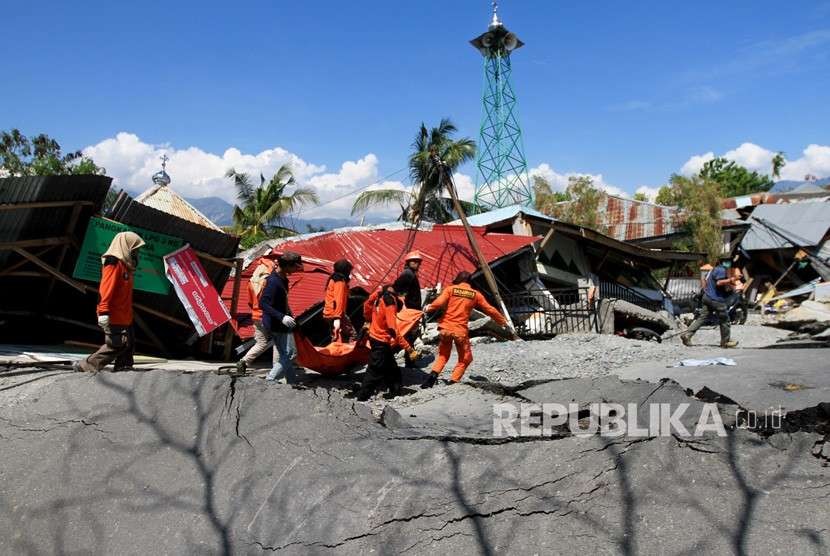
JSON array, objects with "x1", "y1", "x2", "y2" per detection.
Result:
[{"x1": 404, "y1": 250, "x2": 423, "y2": 262}]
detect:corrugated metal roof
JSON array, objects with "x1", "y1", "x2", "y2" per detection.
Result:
[
  {"x1": 222, "y1": 224, "x2": 538, "y2": 338},
  {"x1": 458, "y1": 205, "x2": 553, "y2": 227},
  {"x1": 770, "y1": 177, "x2": 830, "y2": 193},
  {"x1": 135, "y1": 184, "x2": 223, "y2": 232},
  {"x1": 0, "y1": 175, "x2": 112, "y2": 266},
  {"x1": 599, "y1": 196, "x2": 678, "y2": 241},
  {"x1": 741, "y1": 203, "x2": 830, "y2": 250}
]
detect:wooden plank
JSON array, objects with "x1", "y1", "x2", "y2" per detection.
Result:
[
  {"x1": 1, "y1": 271, "x2": 50, "y2": 278},
  {"x1": 12, "y1": 248, "x2": 86, "y2": 293},
  {"x1": 222, "y1": 258, "x2": 244, "y2": 361},
  {"x1": 133, "y1": 312, "x2": 170, "y2": 357},
  {"x1": 0, "y1": 237, "x2": 71, "y2": 250},
  {"x1": 75, "y1": 282, "x2": 193, "y2": 329},
  {"x1": 0, "y1": 246, "x2": 56, "y2": 276},
  {"x1": 193, "y1": 249, "x2": 236, "y2": 268},
  {"x1": 0, "y1": 200, "x2": 93, "y2": 211},
  {"x1": 43, "y1": 202, "x2": 84, "y2": 309}
]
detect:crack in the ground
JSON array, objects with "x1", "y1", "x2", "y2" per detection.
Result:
[
  {"x1": 672, "y1": 433, "x2": 724, "y2": 454},
  {"x1": 223, "y1": 377, "x2": 252, "y2": 448}
]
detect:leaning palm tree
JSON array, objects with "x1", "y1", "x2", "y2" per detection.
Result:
[
  {"x1": 226, "y1": 164, "x2": 319, "y2": 248},
  {"x1": 771, "y1": 151, "x2": 786, "y2": 180},
  {"x1": 351, "y1": 118, "x2": 476, "y2": 223}
]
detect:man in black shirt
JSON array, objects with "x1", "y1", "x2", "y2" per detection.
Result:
[{"x1": 394, "y1": 251, "x2": 423, "y2": 367}]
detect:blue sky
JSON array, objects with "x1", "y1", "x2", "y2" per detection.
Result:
[{"x1": 4, "y1": 1, "x2": 830, "y2": 216}]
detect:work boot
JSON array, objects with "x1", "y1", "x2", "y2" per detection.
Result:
[
  {"x1": 680, "y1": 334, "x2": 692, "y2": 347},
  {"x1": 721, "y1": 340, "x2": 739, "y2": 348},
  {"x1": 234, "y1": 360, "x2": 247, "y2": 376},
  {"x1": 420, "y1": 373, "x2": 438, "y2": 389}
]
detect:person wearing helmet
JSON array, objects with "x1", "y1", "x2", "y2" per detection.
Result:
[
  {"x1": 394, "y1": 250, "x2": 423, "y2": 367},
  {"x1": 395, "y1": 251, "x2": 423, "y2": 310},
  {"x1": 75, "y1": 231, "x2": 145, "y2": 373},
  {"x1": 323, "y1": 259, "x2": 354, "y2": 342},
  {"x1": 420, "y1": 271, "x2": 507, "y2": 388}
]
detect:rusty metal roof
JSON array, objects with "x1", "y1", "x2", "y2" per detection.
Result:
[
  {"x1": 135, "y1": 184, "x2": 223, "y2": 232},
  {"x1": 222, "y1": 224, "x2": 538, "y2": 339},
  {"x1": 601, "y1": 195, "x2": 679, "y2": 241}
]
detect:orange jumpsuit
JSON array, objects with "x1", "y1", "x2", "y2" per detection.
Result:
[
  {"x1": 426, "y1": 282, "x2": 506, "y2": 381},
  {"x1": 97, "y1": 259, "x2": 135, "y2": 326},
  {"x1": 324, "y1": 277, "x2": 351, "y2": 341}
]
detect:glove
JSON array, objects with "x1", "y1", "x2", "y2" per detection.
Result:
[
  {"x1": 332, "y1": 318, "x2": 341, "y2": 330},
  {"x1": 97, "y1": 314, "x2": 110, "y2": 328},
  {"x1": 423, "y1": 304, "x2": 432, "y2": 313},
  {"x1": 281, "y1": 315, "x2": 297, "y2": 329},
  {"x1": 406, "y1": 348, "x2": 422, "y2": 362}
]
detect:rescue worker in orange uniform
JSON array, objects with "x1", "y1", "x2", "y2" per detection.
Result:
[
  {"x1": 355, "y1": 283, "x2": 416, "y2": 401},
  {"x1": 394, "y1": 251, "x2": 423, "y2": 367},
  {"x1": 76, "y1": 231, "x2": 145, "y2": 373},
  {"x1": 323, "y1": 259, "x2": 354, "y2": 342},
  {"x1": 420, "y1": 271, "x2": 507, "y2": 388},
  {"x1": 234, "y1": 258, "x2": 276, "y2": 374}
]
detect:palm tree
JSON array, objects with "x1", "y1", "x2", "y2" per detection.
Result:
[
  {"x1": 771, "y1": 152, "x2": 786, "y2": 180},
  {"x1": 226, "y1": 164, "x2": 319, "y2": 247},
  {"x1": 351, "y1": 118, "x2": 476, "y2": 223}
]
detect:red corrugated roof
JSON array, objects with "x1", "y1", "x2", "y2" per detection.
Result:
[{"x1": 222, "y1": 225, "x2": 537, "y2": 339}]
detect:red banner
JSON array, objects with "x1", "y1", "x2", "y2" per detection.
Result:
[{"x1": 164, "y1": 246, "x2": 231, "y2": 337}]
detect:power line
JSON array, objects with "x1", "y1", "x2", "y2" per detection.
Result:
[{"x1": 298, "y1": 166, "x2": 409, "y2": 215}]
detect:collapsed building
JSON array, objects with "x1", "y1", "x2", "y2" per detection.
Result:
[
  {"x1": 221, "y1": 222, "x2": 539, "y2": 345},
  {"x1": 0, "y1": 172, "x2": 239, "y2": 357}
]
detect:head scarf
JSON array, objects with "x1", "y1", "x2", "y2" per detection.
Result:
[
  {"x1": 101, "y1": 231, "x2": 146, "y2": 271},
  {"x1": 250, "y1": 259, "x2": 275, "y2": 296}
]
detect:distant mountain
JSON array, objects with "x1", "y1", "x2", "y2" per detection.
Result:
[
  {"x1": 184, "y1": 196, "x2": 391, "y2": 231},
  {"x1": 186, "y1": 196, "x2": 235, "y2": 226}
]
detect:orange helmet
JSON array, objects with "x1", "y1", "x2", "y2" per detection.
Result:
[{"x1": 404, "y1": 250, "x2": 423, "y2": 262}]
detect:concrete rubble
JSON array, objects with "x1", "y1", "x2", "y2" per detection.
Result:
[{"x1": 2, "y1": 320, "x2": 828, "y2": 554}]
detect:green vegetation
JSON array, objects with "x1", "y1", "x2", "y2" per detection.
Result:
[
  {"x1": 699, "y1": 157, "x2": 773, "y2": 197},
  {"x1": 664, "y1": 174, "x2": 723, "y2": 262},
  {"x1": 0, "y1": 128, "x2": 104, "y2": 176},
  {"x1": 351, "y1": 118, "x2": 477, "y2": 223},
  {"x1": 226, "y1": 165, "x2": 319, "y2": 249}
]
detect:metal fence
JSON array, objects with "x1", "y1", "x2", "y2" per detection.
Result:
[
  {"x1": 502, "y1": 288, "x2": 598, "y2": 339},
  {"x1": 598, "y1": 281, "x2": 664, "y2": 312},
  {"x1": 665, "y1": 277, "x2": 701, "y2": 312}
]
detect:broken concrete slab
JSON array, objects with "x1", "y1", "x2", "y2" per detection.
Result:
[
  {"x1": 517, "y1": 376, "x2": 722, "y2": 434},
  {"x1": 764, "y1": 300, "x2": 830, "y2": 330},
  {"x1": 614, "y1": 348, "x2": 830, "y2": 414},
  {"x1": 1, "y1": 368, "x2": 828, "y2": 554}
]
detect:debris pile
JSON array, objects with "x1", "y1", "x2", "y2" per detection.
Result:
[{"x1": 762, "y1": 282, "x2": 830, "y2": 346}]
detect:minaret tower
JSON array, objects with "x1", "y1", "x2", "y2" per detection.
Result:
[{"x1": 471, "y1": 1, "x2": 532, "y2": 210}]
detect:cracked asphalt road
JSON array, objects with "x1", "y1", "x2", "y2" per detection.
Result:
[{"x1": 1, "y1": 359, "x2": 828, "y2": 554}]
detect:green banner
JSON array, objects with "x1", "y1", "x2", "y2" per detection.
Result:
[{"x1": 72, "y1": 217, "x2": 184, "y2": 295}]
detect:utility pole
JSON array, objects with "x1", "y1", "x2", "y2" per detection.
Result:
[{"x1": 432, "y1": 153, "x2": 520, "y2": 339}]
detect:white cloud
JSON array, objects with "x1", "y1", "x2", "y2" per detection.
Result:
[
  {"x1": 529, "y1": 163, "x2": 628, "y2": 198},
  {"x1": 451, "y1": 172, "x2": 476, "y2": 202},
  {"x1": 679, "y1": 152, "x2": 715, "y2": 176},
  {"x1": 723, "y1": 143, "x2": 775, "y2": 174},
  {"x1": 634, "y1": 186, "x2": 662, "y2": 202},
  {"x1": 83, "y1": 132, "x2": 414, "y2": 219},
  {"x1": 780, "y1": 144, "x2": 830, "y2": 180},
  {"x1": 679, "y1": 142, "x2": 830, "y2": 181}
]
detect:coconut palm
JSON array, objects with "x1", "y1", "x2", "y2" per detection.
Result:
[
  {"x1": 771, "y1": 151, "x2": 786, "y2": 180},
  {"x1": 351, "y1": 118, "x2": 477, "y2": 223},
  {"x1": 226, "y1": 165, "x2": 319, "y2": 248}
]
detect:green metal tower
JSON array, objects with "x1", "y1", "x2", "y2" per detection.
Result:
[{"x1": 471, "y1": 1, "x2": 532, "y2": 210}]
